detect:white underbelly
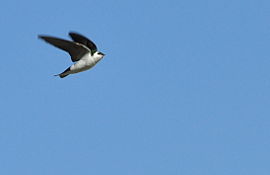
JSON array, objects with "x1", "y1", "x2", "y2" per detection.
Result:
[{"x1": 70, "y1": 55, "x2": 96, "y2": 74}]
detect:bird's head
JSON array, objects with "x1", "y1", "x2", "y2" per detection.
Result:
[{"x1": 93, "y1": 51, "x2": 105, "y2": 62}]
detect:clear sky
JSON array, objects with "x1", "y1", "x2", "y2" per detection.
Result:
[{"x1": 0, "y1": 0, "x2": 269, "y2": 174}]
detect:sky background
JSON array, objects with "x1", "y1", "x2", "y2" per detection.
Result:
[{"x1": 0, "y1": 0, "x2": 270, "y2": 174}]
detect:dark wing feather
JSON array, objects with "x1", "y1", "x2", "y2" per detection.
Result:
[
  {"x1": 69, "y1": 32, "x2": 97, "y2": 55},
  {"x1": 38, "y1": 35, "x2": 90, "y2": 62}
]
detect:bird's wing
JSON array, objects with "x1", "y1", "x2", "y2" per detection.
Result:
[
  {"x1": 69, "y1": 32, "x2": 97, "y2": 55},
  {"x1": 38, "y1": 35, "x2": 90, "y2": 62}
]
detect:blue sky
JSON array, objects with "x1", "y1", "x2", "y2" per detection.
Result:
[{"x1": 0, "y1": 0, "x2": 270, "y2": 174}]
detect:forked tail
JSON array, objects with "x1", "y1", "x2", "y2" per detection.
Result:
[
  {"x1": 54, "y1": 67, "x2": 71, "y2": 78},
  {"x1": 54, "y1": 74, "x2": 69, "y2": 78}
]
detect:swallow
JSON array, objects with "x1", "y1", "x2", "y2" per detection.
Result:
[{"x1": 39, "y1": 32, "x2": 105, "y2": 78}]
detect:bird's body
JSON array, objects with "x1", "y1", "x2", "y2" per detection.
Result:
[
  {"x1": 38, "y1": 32, "x2": 105, "y2": 78},
  {"x1": 59, "y1": 52, "x2": 103, "y2": 78}
]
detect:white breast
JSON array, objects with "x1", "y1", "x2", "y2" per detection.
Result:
[{"x1": 70, "y1": 53, "x2": 96, "y2": 73}]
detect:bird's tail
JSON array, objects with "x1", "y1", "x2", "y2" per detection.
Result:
[
  {"x1": 54, "y1": 67, "x2": 71, "y2": 78},
  {"x1": 54, "y1": 73, "x2": 69, "y2": 78}
]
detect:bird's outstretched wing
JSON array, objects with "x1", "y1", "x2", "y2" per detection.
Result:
[
  {"x1": 38, "y1": 35, "x2": 90, "y2": 62},
  {"x1": 69, "y1": 32, "x2": 97, "y2": 55}
]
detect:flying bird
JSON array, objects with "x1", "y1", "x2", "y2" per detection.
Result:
[{"x1": 38, "y1": 32, "x2": 105, "y2": 78}]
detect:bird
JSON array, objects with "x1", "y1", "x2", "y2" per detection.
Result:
[{"x1": 38, "y1": 32, "x2": 105, "y2": 78}]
